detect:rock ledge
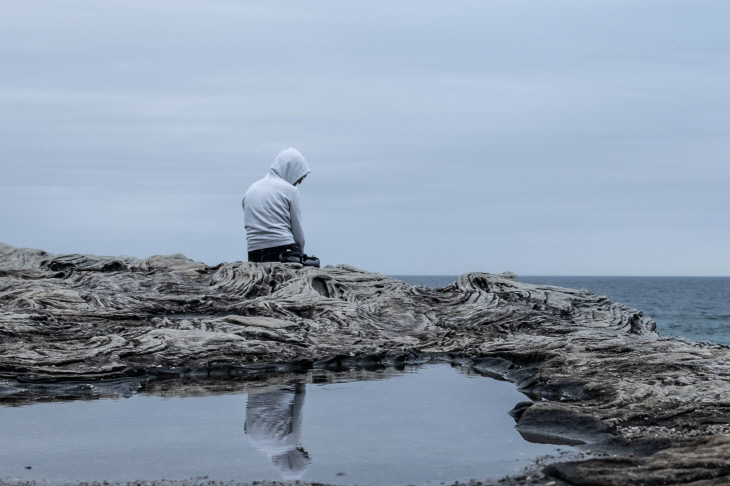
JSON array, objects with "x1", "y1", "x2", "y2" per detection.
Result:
[{"x1": 2, "y1": 242, "x2": 730, "y2": 485}]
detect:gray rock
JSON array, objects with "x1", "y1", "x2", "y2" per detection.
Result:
[{"x1": 2, "y1": 242, "x2": 730, "y2": 484}]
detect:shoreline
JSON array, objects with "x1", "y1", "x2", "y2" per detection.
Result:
[{"x1": 2, "y1": 242, "x2": 730, "y2": 485}]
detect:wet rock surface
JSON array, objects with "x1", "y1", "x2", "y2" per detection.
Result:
[{"x1": 2, "y1": 242, "x2": 730, "y2": 485}]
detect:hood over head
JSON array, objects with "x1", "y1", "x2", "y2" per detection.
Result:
[{"x1": 270, "y1": 148, "x2": 310, "y2": 185}]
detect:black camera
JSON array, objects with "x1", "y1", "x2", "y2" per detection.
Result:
[{"x1": 279, "y1": 250, "x2": 320, "y2": 267}]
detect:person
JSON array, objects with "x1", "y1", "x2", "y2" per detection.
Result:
[{"x1": 242, "y1": 148, "x2": 311, "y2": 263}]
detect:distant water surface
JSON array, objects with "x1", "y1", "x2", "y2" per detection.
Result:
[{"x1": 392, "y1": 276, "x2": 730, "y2": 346}]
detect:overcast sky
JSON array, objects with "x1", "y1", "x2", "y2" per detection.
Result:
[{"x1": 2, "y1": 1, "x2": 728, "y2": 275}]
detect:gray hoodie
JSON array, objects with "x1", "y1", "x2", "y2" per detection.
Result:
[
  {"x1": 242, "y1": 148, "x2": 311, "y2": 252},
  {"x1": 244, "y1": 384, "x2": 310, "y2": 481}
]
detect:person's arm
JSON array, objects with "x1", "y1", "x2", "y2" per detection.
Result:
[{"x1": 289, "y1": 190, "x2": 305, "y2": 251}]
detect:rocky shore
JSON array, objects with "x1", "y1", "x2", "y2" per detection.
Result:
[{"x1": 2, "y1": 242, "x2": 730, "y2": 485}]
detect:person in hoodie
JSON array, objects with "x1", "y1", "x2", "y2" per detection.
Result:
[{"x1": 242, "y1": 148, "x2": 311, "y2": 262}]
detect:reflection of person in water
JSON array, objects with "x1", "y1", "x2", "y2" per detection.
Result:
[{"x1": 244, "y1": 383, "x2": 310, "y2": 480}]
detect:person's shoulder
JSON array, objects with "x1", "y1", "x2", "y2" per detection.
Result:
[
  {"x1": 247, "y1": 175, "x2": 297, "y2": 196},
  {"x1": 247, "y1": 175, "x2": 276, "y2": 190},
  {"x1": 268, "y1": 175, "x2": 297, "y2": 192}
]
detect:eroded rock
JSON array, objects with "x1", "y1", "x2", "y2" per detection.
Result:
[{"x1": 2, "y1": 242, "x2": 730, "y2": 484}]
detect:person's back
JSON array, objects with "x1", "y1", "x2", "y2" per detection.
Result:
[{"x1": 242, "y1": 148, "x2": 310, "y2": 262}]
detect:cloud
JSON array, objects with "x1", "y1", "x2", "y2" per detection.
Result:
[{"x1": 1, "y1": 0, "x2": 729, "y2": 274}]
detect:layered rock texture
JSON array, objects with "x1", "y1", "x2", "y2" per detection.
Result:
[{"x1": 1, "y1": 242, "x2": 730, "y2": 485}]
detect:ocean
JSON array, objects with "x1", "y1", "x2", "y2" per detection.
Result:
[{"x1": 392, "y1": 276, "x2": 730, "y2": 346}]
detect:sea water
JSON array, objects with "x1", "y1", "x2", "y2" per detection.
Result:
[
  {"x1": 0, "y1": 365, "x2": 571, "y2": 485},
  {"x1": 393, "y1": 276, "x2": 730, "y2": 346}
]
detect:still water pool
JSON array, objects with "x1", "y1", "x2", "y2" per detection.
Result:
[{"x1": 0, "y1": 365, "x2": 570, "y2": 485}]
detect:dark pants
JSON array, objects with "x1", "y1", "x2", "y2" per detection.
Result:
[{"x1": 248, "y1": 244, "x2": 301, "y2": 263}]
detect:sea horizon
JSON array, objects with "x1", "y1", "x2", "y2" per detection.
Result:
[{"x1": 391, "y1": 274, "x2": 730, "y2": 278}]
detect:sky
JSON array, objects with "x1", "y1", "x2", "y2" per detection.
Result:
[{"x1": 1, "y1": 1, "x2": 729, "y2": 276}]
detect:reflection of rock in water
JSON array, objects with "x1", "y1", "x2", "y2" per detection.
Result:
[{"x1": 244, "y1": 383, "x2": 310, "y2": 480}]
